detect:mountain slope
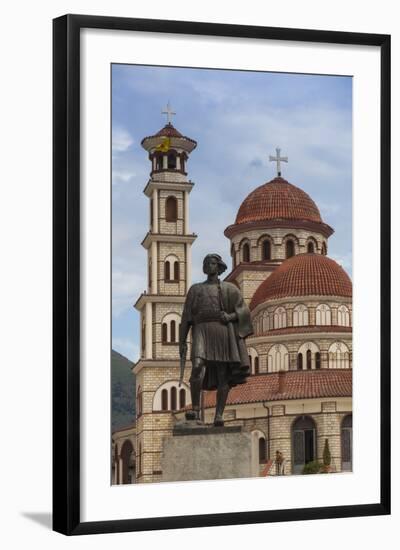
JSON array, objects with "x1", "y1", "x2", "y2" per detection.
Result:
[{"x1": 111, "y1": 349, "x2": 136, "y2": 431}]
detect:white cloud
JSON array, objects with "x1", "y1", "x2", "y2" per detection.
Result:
[
  {"x1": 112, "y1": 127, "x2": 133, "y2": 153},
  {"x1": 112, "y1": 170, "x2": 136, "y2": 185}
]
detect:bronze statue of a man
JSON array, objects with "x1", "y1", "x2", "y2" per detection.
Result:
[{"x1": 179, "y1": 254, "x2": 253, "y2": 426}]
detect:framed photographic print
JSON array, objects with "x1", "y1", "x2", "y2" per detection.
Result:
[{"x1": 53, "y1": 14, "x2": 391, "y2": 535}]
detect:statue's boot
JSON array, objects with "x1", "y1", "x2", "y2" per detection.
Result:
[
  {"x1": 186, "y1": 378, "x2": 202, "y2": 421},
  {"x1": 214, "y1": 384, "x2": 229, "y2": 426}
]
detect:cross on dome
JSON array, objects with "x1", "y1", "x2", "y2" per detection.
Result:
[
  {"x1": 269, "y1": 147, "x2": 288, "y2": 177},
  {"x1": 161, "y1": 101, "x2": 176, "y2": 124}
]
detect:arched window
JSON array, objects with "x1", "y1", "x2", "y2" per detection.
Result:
[
  {"x1": 259, "y1": 437, "x2": 266, "y2": 463},
  {"x1": 316, "y1": 352, "x2": 321, "y2": 369},
  {"x1": 161, "y1": 313, "x2": 181, "y2": 344},
  {"x1": 262, "y1": 239, "x2": 271, "y2": 260},
  {"x1": 170, "y1": 320, "x2": 176, "y2": 343},
  {"x1": 161, "y1": 388, "x2": 168, "y2": 411},
  {"x1": 341, "y1": 414, "x2": 353, "y2": 471},
  {"x1": 248, "y1": 348, "x2": 259, "y2": 375},
  {"x1": 297, "y1": 342, "x2": 321, "y2": 370},
  {"x1": 293, "y1": 304, "x2": 309, "y2": 326},
  {"x1": 306, "y1": 349, "x2": 312, "y2": 370},
  {"x1": 141, "y1": 323, "x2": 146, "y2": 355},
  {"x1": 263, "y1": 311, "x2": 270, "y2": 332},
  {"x1": 121, "y1": 440, "x2": 134, "y2": 484},
  {"x1": 179, "y1": 388, "x2": 186, "y2": 409},
  {"x1": 307, "y1": 241, "x2": 315, "y2": 253},
  {"x1": 156, "y1": 155, "x2": 163, "y2": 171},
  {"x1": 137, "y1": 387, "x2": 143, "y2": 417},
  {"x1": 316, "y1": 304, "x2": 332, "y2": 325},
  {"x1": 242, "y1": 242, "x2": 250, "y2": 262},
  {"x1": 167, "y1": 153, "x2": 176, "y2": 169},
  {"x1": 170, "y1": 386, "x2": 177, "y2": 410},
  {"x1": 180, "y1": 153, "x2": 186, "y2": 172},
  {"x1": 267, "y1": 344, "x2": 289, "y2": 372},
  {"x1": 322, "y1": 242, "x2": 327, "y2": 255},
  {"x1": 164, "y1": 261, "x2": 170, "y2": 280},
  {"x1": 328, "y1": 342, "x2": 351, "y2": 369},
  {"x1": 338, "y1": 305, "x2": 350, "y2": 326},
  {"x1": 292, "y1": 416, "x2": 316, "y2": 474},
  {"x1": 297, "y1": 353, "x2": 303, "y2": 370},
  {"x1": 114, "y1": 443, "x2": 119, "y2": 484},
  {"x1": 273, "y1": 306, "x2": 287, "y2": 329},
  {"x1": 166, "y1": 196, "x2": 178, "y2": 222},
  {"x1": 286, "y1": 239, "x2": 295, "y2": 258},
  {"x1": 173, "y1": 261, "x2": 179, "y2": 281}
]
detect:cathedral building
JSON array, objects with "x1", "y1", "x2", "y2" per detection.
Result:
[{"x1": 112, "y1": 113, "x2": 352, "y2": 483}]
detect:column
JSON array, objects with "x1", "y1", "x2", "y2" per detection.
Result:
[
  {"x1": 152, "y1": 189, "x2": 158, "y2": 233},
  {"x1": 145, "y1": 301, "x2": 153, "y2": 359},
  {"x1": 119, "y1": 457, "x2": 123, "y2": 484},
  {"x1": 163, "y1": 154, "x2": 168, "y2": 169},
  {"x1": 176, "y1": 156, "x2": 181, "y2": 170},
  {"x1": 186, "y1": 243, "x2": 192, "y2": 291},
  {"x1": 151, "y1": 241, "x2": 157, "y2": 293},
  {"x1": 184, "y1": 191, "x2": 189, "y2": 234}
]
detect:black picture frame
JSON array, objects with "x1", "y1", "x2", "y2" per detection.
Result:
[{"x1": 53, "y1": 14, "x2": 391, "y2": 535}]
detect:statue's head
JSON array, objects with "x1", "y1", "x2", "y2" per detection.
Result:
[{"x1": 202, "y1": 254, "x2": 227, "y2": 276}]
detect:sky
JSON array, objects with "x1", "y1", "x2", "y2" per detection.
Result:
[{"x1": 112, "y1": 64, "x2": 352, "y2": 362}]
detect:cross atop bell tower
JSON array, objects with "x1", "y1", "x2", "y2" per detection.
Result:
[{"x1": 161, "y1": 101, "x2": 176, "y2": 124}]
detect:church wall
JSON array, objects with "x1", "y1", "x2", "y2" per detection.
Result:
[
  {"x1": 158, "y1": 189, "x2": 184, "y2": 234},
  {"x1": 158, "y1": 241, "x2": 186, "y2": 295},
  {"x1": 230, "y1": 226, "x2": 328, "y2": 264},
  {"x1": 199, "y1": 396, "x2": 351, "y2": 477}
]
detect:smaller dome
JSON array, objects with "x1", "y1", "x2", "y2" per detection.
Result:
[
  {"x1": 141, "y1": 123, "x2": 197, "y2": 152},
  {"x1": 250, "y1": 253, "x2": 352, "y2": 310},
  {"x1": 236, "y1": 177, "x2": 323, "y2": 225},
  {"x1": 154, "y1": 123, "x2": 184, "y2": 138}
]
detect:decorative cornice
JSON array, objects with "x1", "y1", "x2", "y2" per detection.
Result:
[
  {"x1": 133, "y1": 359, "x2": 180, "y2": 374},
  {"x1": 247, "y1": 326, "x2": 352, "y2": 344},
  {"x1": 224, "y1": 218, "x2": 334, "y2": 239},
  {"x1": 143, "y1": 179, "x2": 194, "y2": 197},
  {"x1": 141, "y1": 232, "x2": 197, "y2": 249},
  {"x1": 251, "y1": 294, "x2": 352, "y2": 315},
  {"x1": 134, "y1": 293, "x2": 186, "y2": 310},
  {"x1": 224, "y1": 261, "x2": 281, "y2": 282}
]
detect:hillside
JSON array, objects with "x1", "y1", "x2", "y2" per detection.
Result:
[{"x1": 111, "y1": 349, "x2": 136, "y2": 431}]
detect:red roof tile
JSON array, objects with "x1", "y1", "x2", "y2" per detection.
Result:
[
  {"x1": 250, "y1": 253, "x2": 352, "y2": 309},
  {"x1": 236, "y1": 177, "x2": 323, "y2": 225},
  {"x1": 154, "y1": 123, "x2": 183, "y2": 138},
  {"x1": 141, "y1": 123, "x2": 197, "y2": 146},
  {"x1": 203, "y1": 369, "x2": 352, "y2": 408}
]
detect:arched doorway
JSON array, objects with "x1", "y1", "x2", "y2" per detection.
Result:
[
  {"x1": 341, "y1": 414, "x2": 352, "y2": 471},
  {"x1": 292, "y1": 416, "x2": 316, "y2": 474},
  {"x1": 120, "y1": 440, "x2": 135, "y2": 484}
]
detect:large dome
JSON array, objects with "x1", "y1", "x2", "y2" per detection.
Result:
[
  {"x1": 250, "y1": 253, "x2": 352, "y2": 310},
  {"x1": 236, "y1": 177, "x2": 322, "y2": 225}
]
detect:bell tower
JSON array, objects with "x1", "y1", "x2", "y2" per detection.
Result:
[{"x1": 133, "y1": 105, "x2": 197, "y2": 482}]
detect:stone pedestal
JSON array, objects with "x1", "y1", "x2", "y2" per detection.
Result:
[{"x1": 161, "y1": 423, "x2": 255, "y2": 482}]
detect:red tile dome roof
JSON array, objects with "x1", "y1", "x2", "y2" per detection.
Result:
[
  {"x1": 250, "y1": 253, "x2": 352, "y2": 309},
  {"x1": 141, "y1": 123, "x2": 197, "y2": 149},
  {"x1": 154, "y1": 123, "x2": 183, "y2": 138},
  {"x1": 236, "y1": 177, "x2": 322, "y2": 225}
]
